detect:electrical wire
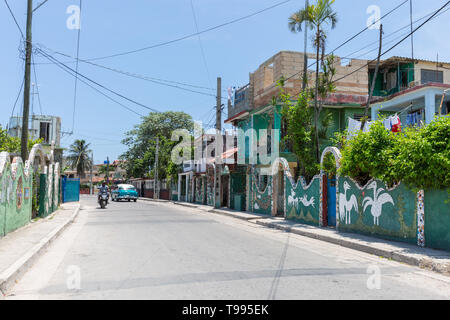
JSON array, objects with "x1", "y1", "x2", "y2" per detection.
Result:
[
  {"x1": 35, "y1": 43, "x2": 227, "y2": 100},
  {"x1": 190, "y1": 0, "x2": 213, "y2": 89},
  {"x1": 3, "y1": 0, "x2": 24, "y2": 39},
  {"x1": 71, "y1": 0, "x2": 83, "y2": 133},
  {"x1": 36, "y1": 48, "x2": 145, "y2": 117},
  {"x1": 36, "y1": 47, "x2": 160, "y2": 113},
  {"x1": 80, "y1": 0, "x2": 292, "y2": 61},
  {"x1": 31, "y1": 53, "x2": 43, "y2": 115}
]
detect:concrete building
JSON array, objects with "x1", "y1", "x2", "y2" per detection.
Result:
[{"x1": 369, "y1": 57, "x2": 450, "y2": 125}]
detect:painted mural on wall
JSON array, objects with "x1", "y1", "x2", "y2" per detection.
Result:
[
  {"x1": 0, "y1": 145, "x2": 60, "y2": 238},
  {"x1": 337, "y1": 177, "x2": 417, "y2": 244},
  {"x1": 248, "y1": 169, "x2": 273, "y2": 215},
  {"x1": 206, "y1": 166, "x2": 215, "y2": 206},
  {"x1": 285, "y1": 174, "x2": 321, "y2": 226}
]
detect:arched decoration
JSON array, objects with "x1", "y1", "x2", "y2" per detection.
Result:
[
  {"x1": 319, "y1": 147, "x2": 342, "y2": 227},
  {"x1": 11, "y1": 156, "x2": 25, "y2": 180},
  {"x1": 25, "y1": 144, "x2": 48, "y2": 176},
  {"x1": 0, "y1": 151, "x2": 11, "y2": 177},
  {"x1": 320, "y1": 147, "x2": 342, "y2": 174}
]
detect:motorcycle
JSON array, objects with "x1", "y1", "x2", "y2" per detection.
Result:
[{"x1": 98, "y1": 191, "x2": 109, "y2": 209}]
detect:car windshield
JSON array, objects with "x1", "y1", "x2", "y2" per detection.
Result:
[{"x1": 119, "y1": 185, "x2": 136, "y2": 191}]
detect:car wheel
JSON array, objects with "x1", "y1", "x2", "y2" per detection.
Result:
[{"x1": 134, "y1": 199, "x2": 137, "y2": 202}]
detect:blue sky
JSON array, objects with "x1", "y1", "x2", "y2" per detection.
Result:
[{"x1": 1, "y1": 0, "x2": 449, "y2": 164}]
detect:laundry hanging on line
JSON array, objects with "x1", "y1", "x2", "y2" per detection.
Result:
[{"x1": 347, "y1": 117, "x2": 373, "y2": 139}]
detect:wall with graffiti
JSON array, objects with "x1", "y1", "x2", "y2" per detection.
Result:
[
  {"x1": 0, "y1": 145, "x2": 61, "y2": 238},
  {"x1": 285, "y1": 175, "x2": 321, "y2": 226},
  {"x1": 248, "y1": 170, "x2": 273, "y2": 215},
  {"x1": 336, "y1": 177, "x2": 417, "y2": 244}
]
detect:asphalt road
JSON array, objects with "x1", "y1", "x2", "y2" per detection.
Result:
[{"x1": 5, "y1": 196, "x2": 450, "y2": 300}]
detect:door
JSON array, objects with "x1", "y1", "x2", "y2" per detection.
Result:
[
  {"x1": 327, "y1": 176, "x2": 336, "y2": 227},
  {"x1": 277, "y1": 169, "x2": 285, "y2": 216},
  {"x1": 221, "y1": 175, "x2": 229, "y2": 208}
]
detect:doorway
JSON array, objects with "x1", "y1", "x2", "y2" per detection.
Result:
[{"x1": 221, "y1": 175, "x2": 229, "y2": 208}]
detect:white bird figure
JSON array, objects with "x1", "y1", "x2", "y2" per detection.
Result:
[
  {"x1": 339, "y1": 181, "x2": 358, "y2": 224},
  {"x1": 299, "y1": 195, "x2": 315, "y2": 208},
  {"x1": 288, "y1": 189, "x2": 298, "y2": 209},
  {"x1": 363, "y1": 181, "x2": 395, "y2": 226}
]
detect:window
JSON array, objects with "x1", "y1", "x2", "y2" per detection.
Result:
[
  {"x1": 39, "y1": 122, "x2": 50, "y2": 144},
  {"x1": 421, "y1": 69, "x2": 443, "y2": 84},
  {"x1": 353, "y1": 114, "x2": 371, "y2": 121}
]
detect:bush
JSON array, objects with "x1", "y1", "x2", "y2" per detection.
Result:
[{"x1": 337, "y1": 115, "x2": 450, "y2": 189}]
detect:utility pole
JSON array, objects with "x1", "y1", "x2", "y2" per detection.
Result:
[
  {"x1": 215, "y1": 77, "x2": 222, "y2": 208},
  {"x1": 361, "y1": 24, "x2": 383, "y2": 131},
  {"x1": 154, "y1": 136, "x2": 159, "y2": 200},
  {"x1": 21, "y1": 0, "x2": 34, "y2": 161},
  {"x1": 302, "y1": 0, "x2": 309, "y2": 90},
  {"x1": 90, "y1": 151, "x2": 93, "y2": 195},
  {"x1": 106, "y1": 156, "x2": 110, "y2": 184}
]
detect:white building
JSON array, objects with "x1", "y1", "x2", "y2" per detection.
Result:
[{"x1": 8, "y1": 115, "x2": 62, "y2": 147}]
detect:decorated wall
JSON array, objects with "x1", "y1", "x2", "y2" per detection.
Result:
[
  {"x1": 248, "y1": 169, "x2": 273, "y2": 215},
  {"x1": 336, "y1": 177, "x2": 418, "y2": 244},
  {"x1": 0, "y1": 145, "x2": 60, "y2": 238},
  {"x1": 285, "y1": 175, "x2": 321, "y2": 226}
]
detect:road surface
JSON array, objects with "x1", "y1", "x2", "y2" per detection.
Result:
[{"x1": 5, "y1": 196, "x2": 450, "y2": 299}]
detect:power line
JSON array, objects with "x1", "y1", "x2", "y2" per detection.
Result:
[
  {"x1": 71, "y1": 0, "x2": 83, "y2": 133},
  {"x1": 284, "y1": 0, "x2": 410, "y2": 83},
  {"x1": 31, "y1": 53, "x2": 43, "y2": 115},
  {"x1": 190, "y1": 0, "x2": 213, "y2": 89},
  {"x1": 36, "y1": 48, "x2": 145, "y2": 117},
  {"x1": 36, "y1": 47, "x2": 161, "y2": 113},
  {"x1": 82, "y1": 0, "x2": 293, "y2": 61},
  {"x1": 35, "y1": 44, "x2": 224, "y2": 99},
  {"x1": 332, "y1": 1, "x2": 450, "y2": 84},
  {"x1": 3, "y1": 0, "x2": 24, "y2": 38},
  {"x1": 9, "y1": 75, "x2": 25, "y2": 123},
  {"x1": 33, "y1": 0, "x2": 49, "y2": 12}
]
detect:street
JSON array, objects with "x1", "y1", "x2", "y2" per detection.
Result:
[{"x1": 5, "y1": 195, "x2": 450, "y2": 300}]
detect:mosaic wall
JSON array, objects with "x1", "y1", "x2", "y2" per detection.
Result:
[
  {"x1": 0, "y1": 145, "x2": 60, "y2": 237},
  {"x1": 336, "y1": 177, "x2": 417, "y2": 244},
  {"x1": 248, "y1": 170, "x2": 273, "y2": 215},
  {"x1": 285, "y1": 175, "x2": 321, "y2": 226}
]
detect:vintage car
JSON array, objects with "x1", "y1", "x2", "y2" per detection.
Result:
[{"x1": 111, "y1": 184, "x2": 138, "y2": 202}]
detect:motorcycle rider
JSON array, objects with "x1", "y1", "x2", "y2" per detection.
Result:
[{"x1": 98, "y1": 182, "x2": 109, "y2": 201}]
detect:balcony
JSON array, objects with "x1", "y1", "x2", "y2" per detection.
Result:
[{"x1": 226, "y1": 84, "x2": 252, "y2": 123}]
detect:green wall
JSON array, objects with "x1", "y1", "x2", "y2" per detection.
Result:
[
  {"x1": 285, "y1": 175, "x2": 321, "y2": 226},
  {"x1": 337, "y1": 177, "x2": 417, "y2": 244},
  {"x1": 424, "y1": 189, "x2": 450, "y2": 251}
]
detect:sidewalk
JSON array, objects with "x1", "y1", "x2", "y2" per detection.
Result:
[
  {"x1": 142, "y1": 198, "x2": 450, "y2": 275},
  {"x1": 0, "y1": 202, "x2": 81, "y2": 295}
]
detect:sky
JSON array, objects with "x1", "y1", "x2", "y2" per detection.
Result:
[{"x1": 1, "y1": 0, "x2": 449, "y2": 164}]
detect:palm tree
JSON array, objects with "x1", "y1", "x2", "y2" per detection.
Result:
[
  {"x1": 66, "y1": 139, "x2": 92, "y2": 179},
  {"x1": 289, "y1": 0, "x2": 337, "y2": 162}
]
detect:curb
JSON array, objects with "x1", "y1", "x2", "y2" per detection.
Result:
[
  {"x1": 255, "y1": 219, "x2": 450, "y2": 275},
  {"x1": 208, "y1": 209, "x2": 269, "y2": 221},
  {"x1": 0, "y1": 203, "x2": 81, "y2": 296}
]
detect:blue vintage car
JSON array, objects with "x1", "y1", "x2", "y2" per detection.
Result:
[{"x1": 111, "y1": 184, "x2": 138, "y2": 202}]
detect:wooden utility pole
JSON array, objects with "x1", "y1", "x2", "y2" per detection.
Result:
[
  {"x1": 21, "y1": 0, "x2": 34, "y2": 161},
  {"x1": 361, "y1": 24, "x2": 383, "y2": 131},
  {"x1": 154, "y1": 136, "x2": 159, "y2": 200},
  {"x1": 215, "y1": 77, "x2": 222, "y2": 208},
  {"x1": 216, "y1": 77, "x2": 222, "y2": 133}
]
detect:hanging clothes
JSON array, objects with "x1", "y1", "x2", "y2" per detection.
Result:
[
  {"x1": 347, "y1": 117, "x2": 373, "y2": 139},
  {"x1": 391, "y1": 115, "x2": 401, "y2": 132}
]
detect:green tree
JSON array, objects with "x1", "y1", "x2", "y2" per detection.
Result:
[
  {"x1": 120, "y1": 111, "x2": 194, "y2": 181},
  {"x1": 0, "y1": 125, "x2": 43, "y2": 155},
  {"x1": 66, "y1": 139, "x2": 92, "y2": 179},
  {"x1": 277, "y1": 79, "x2": 332, "y2": 182},
  {"x1": 289, "y1": 0, "x2": 337, "y2": 161}
]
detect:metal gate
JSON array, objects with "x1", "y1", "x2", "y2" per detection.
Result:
[
  {"x1": 327, "y1": 177, "x2": 337, "y2": 227},
  {"x1": 62, "y1": 177, "x2": 80, "y2": 203}
]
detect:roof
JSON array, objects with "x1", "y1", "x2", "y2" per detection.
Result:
[{"x1": 369, "y1": 56, "x2": 450, "y2": 68}]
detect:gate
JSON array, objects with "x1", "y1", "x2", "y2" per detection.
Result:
[
  {"x1": 62, "y1": 177, "x2": 80, "y2": 203},
  {"x1": 327, "y1": 176, "x2": 337, "y2": 227}
]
